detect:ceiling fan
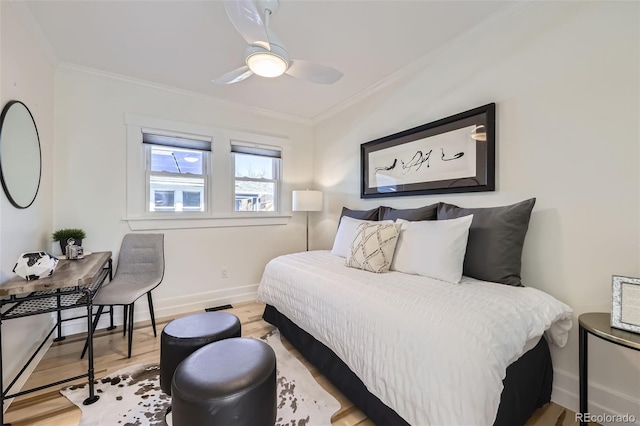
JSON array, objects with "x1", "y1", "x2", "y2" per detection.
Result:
[{"x1": 213, "y1": 0, "x2": 343, "y2": 85}]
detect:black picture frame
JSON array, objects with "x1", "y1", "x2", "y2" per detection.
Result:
[{"x1": 361, "y1": 103, "x2": 495, "y2": 198}]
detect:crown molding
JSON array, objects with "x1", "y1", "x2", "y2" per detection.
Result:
[{"x1": 56, "y1": 63, "x2": 314, "y2": 126}]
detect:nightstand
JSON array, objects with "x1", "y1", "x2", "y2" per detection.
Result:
[{"x1": 578, "y1": 312, "x2": 640, "y2": 426}]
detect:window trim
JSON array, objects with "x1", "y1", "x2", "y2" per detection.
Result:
[{"x1": 124, "y1": 113, "x2": 291, "y2": 230}]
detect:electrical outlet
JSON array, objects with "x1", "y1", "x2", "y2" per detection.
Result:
[{"x1": 221, "y1": 268, "x2": 229, "y2": 278}]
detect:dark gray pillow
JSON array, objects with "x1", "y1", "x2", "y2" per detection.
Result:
[
  {"x1": 379, "y1": 203, "x2": 439, "y2": 221},
  {"x1": 340, "y1": 206, "x2": 379, "y2": 221},
  {"x1": 437, "y1": 198, "x2": 536, "y2": 286}
]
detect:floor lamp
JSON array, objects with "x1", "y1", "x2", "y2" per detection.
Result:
[{"x1": 292, "y1": 190, "x2": 323, "y2": 251}]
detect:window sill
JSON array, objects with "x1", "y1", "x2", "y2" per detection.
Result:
[{"x1": 124, "y1": 214, "x2": 291, "y2": 230}]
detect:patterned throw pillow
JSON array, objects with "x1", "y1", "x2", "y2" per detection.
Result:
[{"x1": 346, "y1": 222, "x2": 400, "y2": 273}]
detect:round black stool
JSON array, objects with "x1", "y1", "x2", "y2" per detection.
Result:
[
  {"x1": 171, "y1": 338, "x2": 277, "y2": 426},
  {"x1": 160, "y1": 311, "x2": 241, "y2": 395}
]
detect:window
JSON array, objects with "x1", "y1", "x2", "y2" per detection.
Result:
[
  {"x1": 154, "y1": 190, "x2": 175, "y2": 210},
  {"x1": 125, "y1": 113, "x2": 291, "y2": 230},
  {"x1": 183, "y1": 191, "x2": 202, "y2": 209},
  {"x1": 144, "y1": 132, "x2": 211, "y2": 213},
  {"x1": 232, "y1": 142, "x2": 281, "y2": 213}
]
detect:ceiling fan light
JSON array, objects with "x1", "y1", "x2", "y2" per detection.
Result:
[{"x1": 247, "y1": 52, "x2": 287, "y2": 78}]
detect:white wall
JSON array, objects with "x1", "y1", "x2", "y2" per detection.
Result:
[
  {"x1": 0, "y1": 0, "x2": 55, "y2": 401},
  {"x1": 54, "y1": 67, "x2": 314, "y2": 329},
  {"x1": 312, "y1": 2, "x2": 640, "y2": 422},
  {"x1": 3, "y1": 0, "x2": 638, "y2": 421}
]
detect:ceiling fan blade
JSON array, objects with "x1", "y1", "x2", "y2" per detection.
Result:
[
  {"x1": 212, "y1": 65, "x2": 254, "y2": 84},
  {"x1": 224, "y1": 0, "x2": 270, "y2": 49},
  {"x1": 285, "y1": 60, "x2": 343, "y2": 85}
]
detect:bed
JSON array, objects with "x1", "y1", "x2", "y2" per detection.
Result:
[{"x1": 257, "y1": 200, "x2": 573, "y2": 425}]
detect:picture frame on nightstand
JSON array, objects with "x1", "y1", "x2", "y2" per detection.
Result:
[{"x1": 612, "y1": 275, "x2": 640, "y2": 334}]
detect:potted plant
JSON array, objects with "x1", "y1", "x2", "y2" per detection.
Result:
[{"x1": 52, "y1": 228, "x2": 86, "y2": 253}]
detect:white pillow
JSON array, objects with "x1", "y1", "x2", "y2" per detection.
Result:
[
  {"x1": 331, "y1": 216, "x2": 393, "y2": 258},
  {"x1": 345, "y1": 222, "x2": 401, "y2": 273},
  {"x1": 392, "y1": 215, "x2": 473, "y2": 283}
]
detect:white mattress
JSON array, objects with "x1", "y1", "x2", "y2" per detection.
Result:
[{"x1": 258, "y1": 250, "x2": 573, "y2": 426}]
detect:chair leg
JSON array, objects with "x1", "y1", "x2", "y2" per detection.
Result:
[
  {"x1": 123, "y1": 305, "x2": 128, "y2": 336},
  {"x1": 147, "y1": 292, "x2": 157, "y2": 338},
  {"x1": 81, "y1": 305, "x2": 104, "y2": 359},
  {"x1": 127, "y1": 302, "x2": 135, "y2": 358},
  {"x1": 107, "y1": 305, "x2": 115, "y2": 330}
]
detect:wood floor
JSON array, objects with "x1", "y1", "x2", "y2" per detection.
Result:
[{"x1": 5, "y1": 301, "x2": 593, "y2": 426}]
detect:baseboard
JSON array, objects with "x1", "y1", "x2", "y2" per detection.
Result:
[
  {"x1": 59, "y1": 284, "x2": 259, "y2": 336},
  {"x1": 3, "y1": 320, "x2": 54, "y2": 413},
  {"x1": 552, "y1": 368, "x2": 640, "y2": 426}
]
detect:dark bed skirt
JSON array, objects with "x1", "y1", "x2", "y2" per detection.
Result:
[{"x1": 263, "y1": 304, "x2": 553, "y2": 426}]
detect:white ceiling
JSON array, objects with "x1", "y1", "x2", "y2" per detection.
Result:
[{"x1": 21, "y1": 0, "x2": 511, "y2": 121}]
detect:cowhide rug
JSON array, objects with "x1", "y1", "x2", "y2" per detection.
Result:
[{"x1": 60, "y1": 330, "x2": 340, "y2": 426}]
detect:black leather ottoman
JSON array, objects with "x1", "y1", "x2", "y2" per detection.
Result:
[
  {"x1": 160, "y1": 311, "x2": 241, "y2": 395},
  {"x1": 171, "y1": 337, "x2": 277, "y2": 426}
]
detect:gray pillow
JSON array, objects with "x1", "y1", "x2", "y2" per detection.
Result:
[
  {"x1": 379, "y1": 203, "x2": 439, "y2": 221},
  {"x1": 340, "y1": 206, "x2": 379, "y2": 221},
  {"x1": 437, "y1": 198, "x2": 536, "y2": 286}
]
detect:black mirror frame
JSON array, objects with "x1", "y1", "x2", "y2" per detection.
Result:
[{"x1": 0, "y1": 100, "x2": 42, "y2": 209}]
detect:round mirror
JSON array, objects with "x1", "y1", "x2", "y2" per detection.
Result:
[{"x1": 0, "y1": 101, "x2": 42, "y2": 209}]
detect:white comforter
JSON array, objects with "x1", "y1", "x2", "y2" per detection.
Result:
[{"x1": 257, "y1": 251, "x2": 573, "y2": 426}]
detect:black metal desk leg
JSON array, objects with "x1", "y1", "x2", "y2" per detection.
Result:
[
  {"x1": 53, "y1": 291, "x2": 65, "y2": 342},
  {"x1": 82, "y1": 289, "x2": 99, "y2": 406},
  {"x1": 0, "y1": 316, "x2": 5, "y2": 426},
  {"x1": 579, "y1": 324, "x2": 587, "y2": 426}
]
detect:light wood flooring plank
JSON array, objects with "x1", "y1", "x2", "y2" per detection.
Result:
[{"x1": 5, "y1": 301, "x2": 592, "y2": 425}]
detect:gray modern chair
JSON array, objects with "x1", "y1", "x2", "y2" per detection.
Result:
[{"x1": 81, "y1": 233, "x2": 165, "y2": 359}]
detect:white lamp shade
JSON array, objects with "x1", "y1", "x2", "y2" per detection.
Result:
[{"x1": 292, "y1": 190, "x2": 323, "y2": 212}]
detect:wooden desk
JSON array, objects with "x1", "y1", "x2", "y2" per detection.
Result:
[
  {"x1": 578, "y1": 312, "x2": 640, "y2": 426},
  {"x1": 0, "y1": 251, "x2": 112, "y2": 426}
]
